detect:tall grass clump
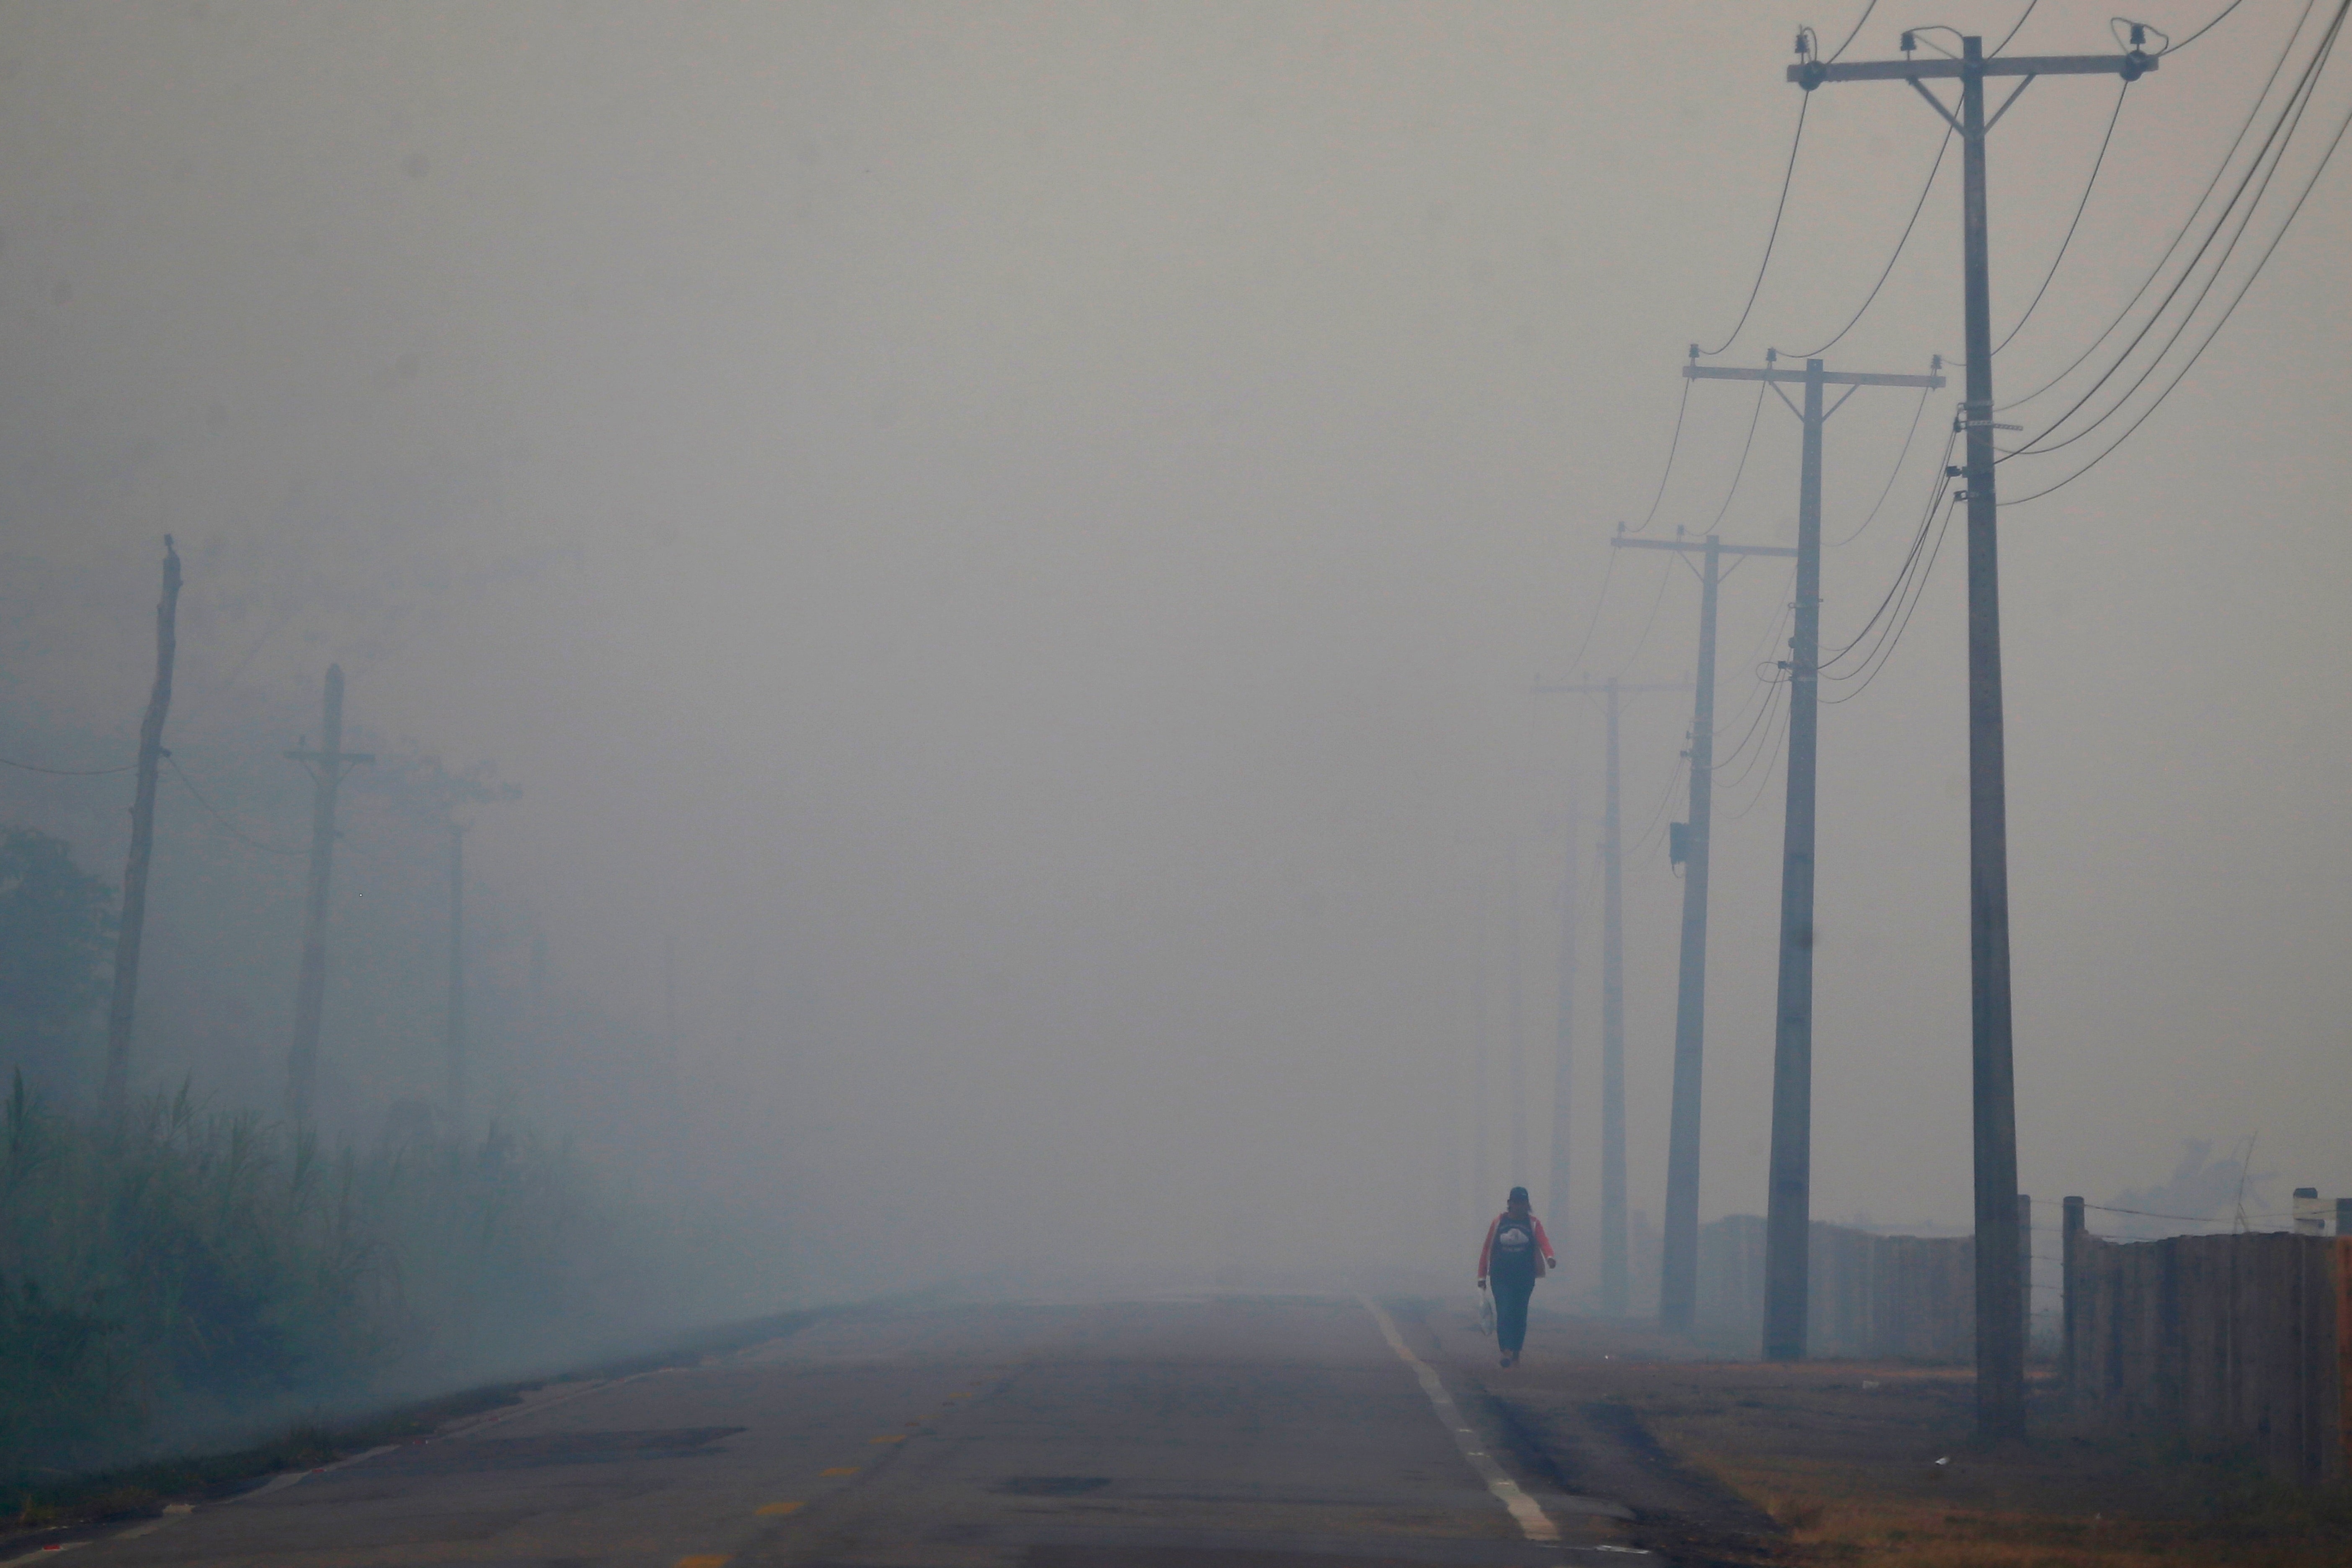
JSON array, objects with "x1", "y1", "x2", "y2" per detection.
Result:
[{"x1": 0, "y1": 1075, "x2": 707, "y2": 1483}]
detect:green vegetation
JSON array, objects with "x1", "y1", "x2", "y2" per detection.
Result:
[
  {"x1": 0, "y1": 1075, "x2": 715, "y2": 1485},
  {"x1": 0, "y1": 826, "x2": 116, "y2": 1100}
]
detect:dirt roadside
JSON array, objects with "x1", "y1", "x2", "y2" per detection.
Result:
[{"x1": 1411, "y1": 1302, "x2": 2352, "y2": 1568}]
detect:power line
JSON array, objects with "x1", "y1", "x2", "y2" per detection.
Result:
[
  {"x1": 1822, "y1": 492, "x2": 1962, "y2": 705},
  {"x1": 1817, "y1": 420, "x2": 1958, "y2": 671},
  {"x1": 1992, "y1": 0, "x2": 2041, "y2": 54},
  {"x1": 1627, "y1": 374, "x2": 1694, "y2": 535},
  {"x1": 2006, "y1": 67, "x2": 2352, "y2": 503},
  {"x1": 1722, "y1": 682, "x2": 1791, "y2": 820},
  {"x1": 1694, "y1": 94, "x2": 1810, "y2": 358},
  {"x1": 167, "y1": 755, "x2": 307, "y2": 857},
  {"x1": 1706, "y1": 379, "x2": 1771, "y2": 532},
  {"x1": 1998, "y1": 0, "x2": 2323, "y2": 410},
  {"x1": 1612, "y1": 550, "x2": 1677, "y2": 675},
  {"x1": 2006, "y1": 0, "x2": 2347, "y2": 462},
  {"x1": 1991, "y1": 80, "x2": 2131, "y2": 357},
  {"x1": 2172, "y1": 0, "x2": 2251, "y2": 54},
  {"x1": 1787, "y1": 121, "x2": 1953, "y2": 360},
  {"x1": 1826, "y1": 0, "x2": 1880, "y2": 63},
  {"x1": 1830, "y1": 382, "x2": 1935, "y2": 548},
  {"x1": 0, "y1": 755, "x2": 133, "y2": 776},
  {"x1": 1821, "y1": 473, "x2": 1955, "y2": 683},
  {"x1": 1560, "y1": 542, "x2": 1620, "y2": 676}
]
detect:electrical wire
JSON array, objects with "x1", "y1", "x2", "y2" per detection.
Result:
[
  {"x1": 0, "y1": 756, "x2": 133, "y2": 776},
  {"x1": 1694, "y1": 94, "x2": 1810, "y2": 359},
  {"x1": 1827, "y1": 0, "x2": 1881, "y2": 62},
  {"x1": 1991, "y1": 80, "x2": 2130, "y2": 357},
  {"x1": 1626, "y1": 374, "x2": 1694, "y2": 535},
  {"x1": 1560, "y1": 543, "x2": 1620, "y2": 678},
  {"x1": 1715, "y1": 671, "x2": 1791, "y2": 794},
  {"x1": 1998, "y1": 0, "x2": 2323, "y2": 410},
  {"x1": 1822, "y1": 492, "x2": 1962, "y2": 705},
  {"x1": 1706, "y1": 380, "x2": 1771, "y2": 533},
  {"x1": 1821, "y1": 480, "x2": 1954, "y2": 683},
  {"x1": 1994, "y1": 0, "x2": 2042, "y2": 54},
  {"x1": 1830, "y1": 383, "x2": 1934, "y2": 547},
  {"x1": 167, "y1": 756, "x2": 307, "y2": 856},
  {"x1": 1629, "y1": 748, "x2": 1690, "y2": 864},
  {"x1": 1818, "y1": 421, "x2": 1959, "y2": 671},
  {"x1": 2172, "y1": 0, "x2": 2250, "y2": 52},
  {"x1": 1786, "y1": 121, "x2": 1953, "y2": 360},
  {"x1": 1612, "y1": 551, "x2": 1677, "y2": 675},
  {"x1": 2005, "y1": 68, "x2": 2352, "y2": 504},
  {"x1": 1709, "y1": 592, "x2": 1794, "y2": 749},
  {"x1": 2005, "y1": 0, "x2": 2347, "y2": 463},
  {"x1": 1723, "y1": 683, "x2": 1792, "y2": 820}
]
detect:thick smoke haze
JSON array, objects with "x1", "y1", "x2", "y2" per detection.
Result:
[{"x1": 2, "y1": 1, "x2": 2347, "y2": 1305}]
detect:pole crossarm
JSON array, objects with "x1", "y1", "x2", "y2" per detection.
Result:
[
  {"x1": 1791, "y1": 52, "x2": 2155, "y2": 86},
  {"x1": 1614, "y1": 537, "x2": 1798, "y2": 560},
  {"x1": 1685, "y1": 365, "x2": 1945, "y2": 390}
]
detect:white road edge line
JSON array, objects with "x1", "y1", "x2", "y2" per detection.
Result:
[{"x1": 1358, "y1": 1295, "x2": 1560, "y2": 1545}]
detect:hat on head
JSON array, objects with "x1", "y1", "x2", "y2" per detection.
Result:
[{"x1": 1507, "y1": 1186, "x2": 1530, "y2": 1204}]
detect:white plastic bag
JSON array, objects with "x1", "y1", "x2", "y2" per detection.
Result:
[{"x1": 1477, "y1": 1290, "x2": 1496, "y2": 1337}]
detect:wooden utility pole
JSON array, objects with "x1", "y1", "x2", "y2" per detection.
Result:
[
  {"x1": 1684, "y1": 352, "x2": 1945, "y2": 1362},
  {"x1": 1614, "y1": 528, "x2": 1798, "y2": 1332},
  {"x1": 1506, "y1": 836, "x2": 1527, "y2": 1185},
  {"x1": 284, "y1": 665, "x2": 371, "y2": 1128},
  {"x1": 1535, "y1": 675, "x2": 1685, "y2": 1314},
  {"x1": 99, "y1": 538, "x2": 181, "y2": 1120},
  {"x1": 446, "y1": 822, "x2": 468, "y2": 1128},
  {"x1": 1549, "y1": 797, "x2": 1580, "y2": 1271},
  {"x1": 1599, "y1": 681, "x2": 1628, "y2": 1315},
  {"x1": 1790, "y1": 24, "x2": 2153, "y2": 1439}
]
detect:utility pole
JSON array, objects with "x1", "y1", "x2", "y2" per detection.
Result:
[
  {"x1": 1472, "y1": 858, "x2": 1493, "y2": 1214},
  {"x1": 1790, "y1": 23, "x2": 2154, "y2": 1440},
  {"x1": 1684, "y1": 350, "x2": 1945, "y2": 1362},
  {"x1": 1614, "y1": 526, "x2": 1798, "y2": 1332},
  {"x1": 446, "y1": 822, "x2": 468, "y2": 1130},
  {"x1": 1506, "y1": 838, "x2": 1526, "y2": 1185},
  {"x1": 1549, "y1": 795, "x2": 1579, "y2": 1270},
  {"x1": 284, "y1": 665, "x2": 371, "y2": 1129},
  {"x1": 100, "y1": 538, "x2": 181, "y2": 1122},
  {"x1": 1534, "y1": 675, "x2": 1686, "y2": 1314}
]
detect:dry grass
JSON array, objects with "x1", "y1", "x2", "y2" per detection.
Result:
[{"x1": 1607, "y1": 1365, "x2": 2352, "y2": 1568}]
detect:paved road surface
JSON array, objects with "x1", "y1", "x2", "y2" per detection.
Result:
[{"x1": 25, "y1": 1295, "x2": 1666, "y2": 1568}]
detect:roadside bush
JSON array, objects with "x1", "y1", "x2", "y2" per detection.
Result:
[{"x1": 0, "y1": 1074, "x2": 697, "y2": 1483}]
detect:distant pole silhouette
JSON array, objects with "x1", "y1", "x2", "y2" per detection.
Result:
[
  {"x1": 101, "y1": 538, "x2": 181, "y2": 1120},
  {"x1": 284, "y1": 665, "x2": 371, "y2": 1128}
]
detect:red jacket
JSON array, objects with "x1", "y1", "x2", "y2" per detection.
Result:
[{"x1": 1478, "y1": 1210, "x2": 1557, "y2": 1284}]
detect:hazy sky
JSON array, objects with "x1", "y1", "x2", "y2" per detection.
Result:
[{"x1": 2, "y1": 1, "x2": 2347, "y2": 1288}]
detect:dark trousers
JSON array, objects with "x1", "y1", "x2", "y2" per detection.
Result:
[{"x1": 1492, "y1": 1274, "x2": 1534, "y2": 1356}]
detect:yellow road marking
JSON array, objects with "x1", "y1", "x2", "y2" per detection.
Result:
[
  {"x1": 820, "y1": 1466, "x2": 859, "y2": 1476},
  {"x1": 676, "y1": 1557, "x2": 731, "y2": 1568},
  {"x1": 755, "y1": 1501, "x2": 805, "y2": 1517}
]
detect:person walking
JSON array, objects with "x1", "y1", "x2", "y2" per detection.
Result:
[{"x1": 1477, "y1": 1186, "x2": 1555, "y2": 1367}]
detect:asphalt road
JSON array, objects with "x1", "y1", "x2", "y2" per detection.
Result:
[{"x1": 25, "y1": 1295, "x2": 1659, "y2": 1568}]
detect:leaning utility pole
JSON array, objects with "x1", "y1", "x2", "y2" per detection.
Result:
[
  {"x1": 446, "y1": 822, "x2": 468, "y2": 1127},
  {"x1": 284, "y1": 665, "x2": 372, "y2": 1128},
  {"x1": 1790, "y1": 23, "x2": 2153, "y2": 1440},
  {"x1": 1614, "y1": 526, "x2": 1798, "y2": 1332},
  {"x1": 100, "y1": 538, "x2": 182, "y2": 1121},
  {"x1": 1549, "y1": 796, "x2": 1580, "y2": 1266},
  {"x1": 1685, "y1": 350, "x2": 1945, "y2": 1362},
  {"x1": 1534, "y1": 675, "x2": 1686, "y2": 1314}
]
